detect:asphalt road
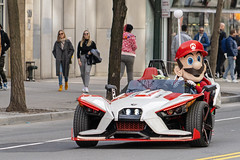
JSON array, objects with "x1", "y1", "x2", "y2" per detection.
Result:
[{"x1": 1, "y1": 102, "x2": 240, "y2": 160}]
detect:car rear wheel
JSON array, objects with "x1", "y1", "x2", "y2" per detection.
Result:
[
  {"x1": 186, "y1": 101, "x2": 213, "y2": 147},
  {"x1": 73, "y1": 105, "x2": 98, "y2": 147}
]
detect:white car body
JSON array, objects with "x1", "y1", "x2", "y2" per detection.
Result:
[{"x1": 72, "y1": 79, "x2": 220, "y2": 142}]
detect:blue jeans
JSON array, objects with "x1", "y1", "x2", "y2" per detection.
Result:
[
  {"x1": 58, "y1": 64, "x2": 68, "y2": 85},
  {"x1": 223, "y1": 56, "x2": 236, "y2": 80}
]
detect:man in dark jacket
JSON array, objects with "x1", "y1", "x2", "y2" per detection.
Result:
[
  {"x1": 223, "y1": 29, "x2": 239, "y2": 83},
  {"x1": 0, "y1": 24, "x2": 10, "y2": 90},
  {"x1": 193, "y1": 26, "x2": 210, "y2": 52},
  {"x1": 216, "y1": 23, "x2": 227, "y2": 78}
]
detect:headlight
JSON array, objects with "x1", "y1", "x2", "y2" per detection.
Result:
[
  {"x1": 157, "y1": 105, "x2": 187, "y2": 118},
  {"x1": 118, "y1": 108, "x2": 142, "y2": 121},
  {"x1": 119, "y1": 108, "x2": 142, "y2": 116},
  {"x1": 126, "y1": 109, "x2": 131, "y2": 115},
  {"x1": 134, "y1": 109, "x2": 140, "y2": 115}
]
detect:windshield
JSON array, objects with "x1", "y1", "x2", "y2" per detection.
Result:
[{"x1": 126, "y1": 79, "x2": 188, "y2": 93}]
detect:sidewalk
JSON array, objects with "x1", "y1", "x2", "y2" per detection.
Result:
[{"x1": 0, "y1": 76, "x2": 239, "y2": 126}]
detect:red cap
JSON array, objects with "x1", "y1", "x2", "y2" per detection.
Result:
[{"x1": 175, "y1": 40, "x2": 208, "y2": 61}]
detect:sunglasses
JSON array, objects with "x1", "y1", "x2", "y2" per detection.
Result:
[
  {"x1": 59, "y1": 33, "x2": 64, "y2": 35},
  {"x1": 84, "y1": 33, "x2": 89, "y2": 35},
  {"x1": 199, "y1": 30, "x2": 204, "y2": 32}
]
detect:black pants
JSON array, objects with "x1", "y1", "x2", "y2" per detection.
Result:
[
  {"x1": 0, "y1": 56, "x2": 7, "y2": 83},
  {"x1": 235, "y1": 54, "x2": 240, "y2": 78},
  {"x1": 216, "y1": 50, "x2": 226, "y2": 77}
]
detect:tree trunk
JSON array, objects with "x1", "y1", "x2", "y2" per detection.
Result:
[
  {"x1": 6, "y1": 0, "x2": 27, "y2": 112},
  {"x1": 209, "y1": 0, "x2": 224, "y2": 77},
  {"x1": 106, "y1": 0, "x2": 127, "y2": 100}
]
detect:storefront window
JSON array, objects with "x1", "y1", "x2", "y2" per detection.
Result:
[
  {"x1": 171, "y1": 0, "x2": 240, "y2": 8},
  {"x1": 172, "y1": 0, "x2": 217, "y2": 8},
  {"x1": 171, "y1": 12, "x2": 213, "y2": 40},
  {"x1": 220, "y1": 13, "x2": 240, "y2": 36},
  {"x1": 171, "y1": 12, "x2": 240, "y2": 38}
]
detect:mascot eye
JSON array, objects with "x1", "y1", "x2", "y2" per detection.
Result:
[
  {"x1": 197, "y1": 56, "x2": 201, "y2": 62},
  {"x1": 187, "y1": 57, "x2": 194, "y2": 65}
]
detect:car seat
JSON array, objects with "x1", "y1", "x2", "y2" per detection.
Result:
[{"x1": 138, "y1": 67, "x2": 158, "y2": 80}]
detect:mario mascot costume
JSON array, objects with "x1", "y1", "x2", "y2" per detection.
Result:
[{"x1": 174, "y1": 40, "x2": 208, "y2": 93}]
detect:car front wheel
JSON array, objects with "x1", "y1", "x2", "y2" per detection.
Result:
[
  {"x1": 73, "y1": 105, "x2": 98, "y2": 147},
  {"x1": 186, "y1": 101, "x2": 213, "y2": 147}
]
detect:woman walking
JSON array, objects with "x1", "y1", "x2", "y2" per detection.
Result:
[
  {"x1": 77, "y1": 30, "x2": 97, "y2": 93},
  {"x1": 121, "y1": 24, "x2": 137, "y2": 83},
  {"x1": 52, "y1": 30, "x2": 74, "y2": 91}
]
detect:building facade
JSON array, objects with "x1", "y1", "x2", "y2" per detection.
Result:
[
  {"x1": 32, "y1": 0, "x2": 147, "y2": 79},
  {"x1": 2, "y1": 0, "x2": 240, "y2": 79}
]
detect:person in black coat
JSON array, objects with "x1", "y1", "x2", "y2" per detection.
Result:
[
  {"x1": 0, "y1": 24, "x2": 10, "y2": 90},
  {"x1": 215, "y1": 23, "x2": 227, "y2": 78},
  {"x1": 52, "y1": 30, "x2": 74, "y2": 91}
]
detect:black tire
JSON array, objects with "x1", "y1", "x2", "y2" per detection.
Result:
[
  {"x1": 73, "y1": 105, "x2": 98, "y2": 147},
  {"x1": 186, "y1": 101, "x2": 213, "y2": 147}
]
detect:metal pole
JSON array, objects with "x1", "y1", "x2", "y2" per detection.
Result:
[
  {"x1": 178, "y1": 18, "x2": 181, "y2": 45},
  {"x1": 153, "y1": 0, "x2": 161, "y2": 59}
]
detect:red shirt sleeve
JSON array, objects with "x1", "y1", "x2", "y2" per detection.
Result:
[{"x1": 195, "y1": 81, "x2": 207, "y2": 93}]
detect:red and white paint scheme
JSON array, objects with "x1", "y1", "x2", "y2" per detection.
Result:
[{"x1": 72, "y1": 78, "x2": 220, "y2": 147}]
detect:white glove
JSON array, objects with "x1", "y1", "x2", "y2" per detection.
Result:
[{"x1": 187, "y1": 80, "x2": 196, "y2": 87}]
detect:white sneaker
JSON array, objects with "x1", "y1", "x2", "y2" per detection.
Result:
[
  {"x1": 85, "y1": 87, "x2": 89, "y2": 93},
  {"x1": 3, "y1": 82, "x2": 7, "y2": 90},
  {"x1": 223, "y1": 78, "x2": 231, "y2": 82},
  {"x1": 232, "y1": 79, "x2": 239, "y2": 83},
  {"x1": 82, "y1": 87, "x2": 85, "y2": 92}
]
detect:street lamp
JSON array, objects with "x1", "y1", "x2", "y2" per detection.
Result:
[{"x1": 174, "y1": 10, "x2": 183, "y2": 45}]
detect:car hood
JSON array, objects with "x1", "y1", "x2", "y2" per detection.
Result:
[{"x1": 110, "y1": 89, "x2": 202, "y2": 120}]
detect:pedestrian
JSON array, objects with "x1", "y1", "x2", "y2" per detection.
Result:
[
  {"x1": 120, "y1": 24, "x2": 137, "y2": 83},
  {"x1": 52, "y1": 30, "x2": 74, "y2": 91},
  {"x1": 193, "y1": 26, "x2": 210, "y2": 52},
  {"x1": 0, "y1": 24, "x2": 10, "y2": 90},
  {"x1": 223, "y1": 29, "x2": 240, "y2": 83},
  {"x1": 171, "y1": 24, "x2": 192, "y2": 61},
  {"x1": 77, "y1": 30, "x2": 97, "y2": 93},
  {"x1": 235, "y1": 30, "x2": 240, "y2": 79},
  {"x1": 215, "y1": 23, "x2": 227, "y2": 78}
]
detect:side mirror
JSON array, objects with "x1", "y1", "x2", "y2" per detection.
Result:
[{"x1": 105, "y1": 85, "x2": 117, "y2": 99}]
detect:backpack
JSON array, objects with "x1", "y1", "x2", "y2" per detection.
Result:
[{"x1": 221, "y1": 37, "x2": 227, "y2": 53}]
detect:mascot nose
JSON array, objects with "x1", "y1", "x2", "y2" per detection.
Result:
[{"x1": 192, "y1": 61, "x2": 202, "y2": 70}]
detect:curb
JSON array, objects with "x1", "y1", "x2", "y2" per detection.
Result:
[
  {"x1": 222, "y1": 95, "x2": 240, "y2": 104},
  {"x1": 0, "y1": 111, "x2": 74, "y2": 126}
]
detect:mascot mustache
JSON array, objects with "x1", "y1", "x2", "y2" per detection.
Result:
[{"x1": 184, "y1": 65, "x2": 204, "y2": 77}]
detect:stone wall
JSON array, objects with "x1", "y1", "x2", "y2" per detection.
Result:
[{"x1": 31, "y1": 0, "x2": 146, "y2": 79}]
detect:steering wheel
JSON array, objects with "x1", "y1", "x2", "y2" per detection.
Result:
[{"x1": 185, "y1": 83, "x2": 197, "y2": 94}]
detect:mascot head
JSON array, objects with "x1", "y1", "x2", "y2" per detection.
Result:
[{"x1": 174, "y1": 40, "x2": 208, "y2": 82}]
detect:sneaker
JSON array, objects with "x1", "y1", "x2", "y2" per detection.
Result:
[
  {"x1": 82, "y1": 87, "x2": 85, "y2": 92},
  {"x1": 85, "y1": 87, "x2": 89, "y2": 93},
  {"x1": 232, "y1": 79, "x2": 239, "y2": 83},
  {"x1": 222, "y1": 78, "x2": 231, "y2": 82},
  {"x1": 215, "y1": 73, "x2": 219, "y2": 79},
  {"x1": 3, "y1": 82, "x2": 7, "y2": 90}
]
